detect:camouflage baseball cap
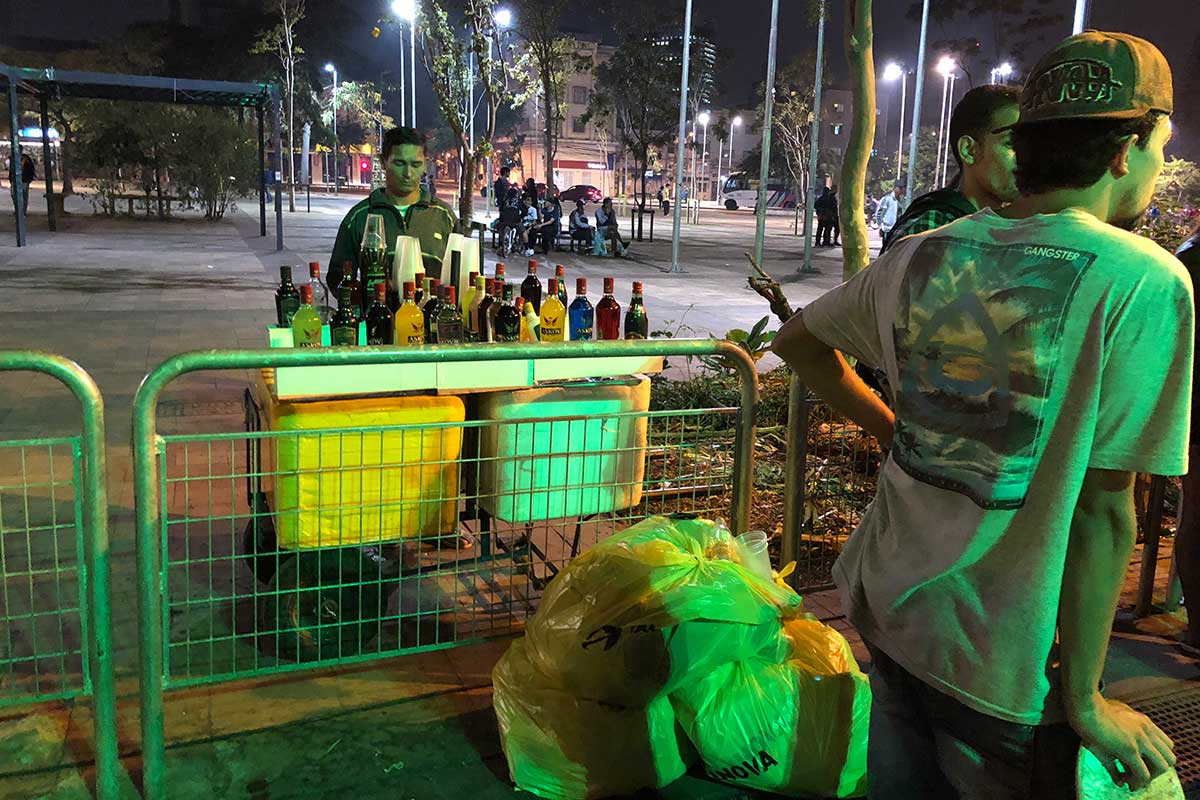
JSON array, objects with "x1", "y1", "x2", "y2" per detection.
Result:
[{"x1": 1014, "y1": 31, "x2": 1173, "y2": 126}]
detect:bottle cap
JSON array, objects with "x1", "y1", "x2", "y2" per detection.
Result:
[
  {"x1": 308, "y1": 261, "x2": 320, "y2": 276},
  {"x1": 403, "y1": 281, "x2": 415, "y2": 299},
  {"x1": 495, "y1": 263, "x2": 505, "y2": 277},
  {"x1": 280, "y1": 265, "x2": 293, "y2": 280},
  {"x1": 555, "y1": 264, "x2": 565, "y2": 277},
  {"x1": 548, "y1": 278, "x2": 559, "y2": 294},
  {"x1": 528, "y1": 259, "x2": 538, "y2": 274},
  {"x1": 469, "y1": 271, "x2": 479, "y2": 283},
  {"x1": 576, "y1": 277, "x2": 587, "y2": 295},
  {"x1": 494, "y1": 279, "x2": 504, "y2": 295},
  {"x1": 300, "y1": 284, "x2": 313, "y2": 303},
  {"x1": 632, "y1": 281, "x2": 643, "y2": 293},
  {"x1": 375, "y1": 282, "x2": 387, "y2": 299},
  {"x1": 444, "y1": 286, "x2": 456, "y2": 305},
  {"x1": 415, "y1": 271, "x2": 425, "y2": 282},
  {"x1": 603, "y1": 276, "x2": 614, "y2": 294},
  {"x1": 486, "y1": 277, "x2": 495, "y2": 292},
  {"x1": 429, "y1": 277, "x2": 441, "y2": 289},
  {"x1": 515, "y1": 296, "x2": 525, "y2": 310}
]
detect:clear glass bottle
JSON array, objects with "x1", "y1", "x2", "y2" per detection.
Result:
[{"x1": 435, "y1": 286, "x2": 464, "y2": 344}]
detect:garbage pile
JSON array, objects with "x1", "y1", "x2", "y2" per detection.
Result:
[{"x1": 492, "y1": 515, "x2": 871, "y2": 799}]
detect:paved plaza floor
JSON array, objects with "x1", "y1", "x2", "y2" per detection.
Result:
[{"x1": 0, "y1": 192, "x2": 1197, "y2": 798}]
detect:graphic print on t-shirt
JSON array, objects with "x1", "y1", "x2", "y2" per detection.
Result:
[{"x1": 891, "y1": 238, "x2": 1096, "y2": 509}]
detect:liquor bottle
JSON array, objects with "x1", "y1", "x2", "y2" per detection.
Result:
[
  {"x1": 275, "y1": 265, "x2": 301, "y2": 327},
  {"x1": 624, "y1": 281, "x2": 648, "y2": 339},
  {"x1": 448, "y1": 250, "x2": 463, "y2": 313},
  {"x1": 521, "y1": 297, "x2": 540, "y2": 341},
  {"x1": 338, "y1": 259, "x2": 362, "y2": 309},
  {"x1": 291, "y1": 284, "x2": 323, "y2": 348},
  {"x1": 330, "y1": 285, "x2": 360, "y2": 346},
  {"x1": 463, "y1": 270, "x2": 480, "y2": 316},
  {"x1": 422, "y1": 278, "x2": 443, "y2": 342},
  {"x1": 521, "y1": 259, "x2": 542, "y2": 314},
  {"x1": 477, "y1": 278, "x2": 497, "y2": 343},
  {"x1": 394, "y1": 281, "x2": 425, "y2": 344},
  {"x1": 307, "y1": 262, "x2": 332, "y2": 323},
  {"x1": 494, "y1": 262, "x2": 506, "y2": 284},
  {"x1": 360, "y1": 212, "x2": 389, "y2": 312},
  {"x1": 494, "y1": 283, "x2": 522, "y2": 342},
  {"x1": 413, "y1": 271, "x2": 426, "y2": 306},
  {"x1": 539, "y1": 278, "x2": 566, "y2": 341},
  {"x1": 554, "y1": 265, "x2": 568, "y2": 306},
  {"x1": 596, "y1": 276, "x2": 621, "y2": 340},
  {"x1": 435, "y1": 286, "x2": 464, "y2": 344},
  {"x1": 365, "y1": 282, "x2": 395, "y2": 345},
  {"x1": 568, "y1": 277, "x2": 594, "y2": 341},
  {"x1": 467, "y1": 273, "x2": 486, "y2": 332},
  {"x1": 486, "y1": 279, "x2": 503, "y2": 338}
]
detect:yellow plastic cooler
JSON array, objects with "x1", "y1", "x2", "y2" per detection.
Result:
[
  {"x1": 261, "y1": 392, "x2": 465, "y2": 549},
  {"x1": 477, "y1": 378, "x2": 649, "y2": 523}
]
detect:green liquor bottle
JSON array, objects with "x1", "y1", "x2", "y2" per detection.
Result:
[
  {"x1": 291, "y1": 284, "x2": 323, "y2": 348},
  {"x1": 624, "y1": 281, "x2": 648, "y2": 339},
  {"x1": 365, "y1": 282, "x2": 394, "y2": 345},
  {"x1": 330, "y1": 285, "x2": 360, "y2": 346},
  {"x1": 494, "y1": 283, "x2": 522, "y2": 342},
  {"x1": 275, "y1": 265, "x2": 300, "y2": 326}
]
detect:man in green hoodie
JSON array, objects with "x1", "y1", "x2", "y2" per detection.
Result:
[{"x1": 326, "y1": 126, "x2": 457, "y2": 292}]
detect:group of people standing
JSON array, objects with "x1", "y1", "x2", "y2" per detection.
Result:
[{"x1": 774, "y1": 30, "x2": 1197, "y2": 799}]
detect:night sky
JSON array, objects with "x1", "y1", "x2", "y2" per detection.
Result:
[{"x1": 6, "y1": 0, "x2": 1196, "y2": 157}]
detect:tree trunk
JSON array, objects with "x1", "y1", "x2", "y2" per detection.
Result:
[
  {"x1": 458, "y1": 150, "x2": 475, "y2": 234},
  {"x1": 839, "y1": 0, "x2": 875, "y2": 280},
  {"x1": 58, "y1": 120, "x2": 75, "y2": 195},
  {"x1": 541, "y1": 65, "x2": 555, "y2": 190},
  {"x1": 287, "y1": 72, "x2": 296, "y2": 212},
  {"x1": 154, "y1": 147, "x2": 166, "y2": 220}
]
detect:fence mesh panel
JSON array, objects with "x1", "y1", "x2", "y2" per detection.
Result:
[
  {"x1": 158, "y1": 406, "x2": 739, "y2": 686},
  {"x1": 0, "y1": 438, "x2": 87, "y2": 706}
]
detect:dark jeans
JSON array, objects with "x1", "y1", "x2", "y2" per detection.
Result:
[
  {"x1": 539, "y1": 220, "x2": 560, "y2": 253},
  {"x1": 817, "y1": 216, "x2": 840, "y2": 245},
  {"x1": 866, "y1": 642, "x2": 1079, "y2": 800}
]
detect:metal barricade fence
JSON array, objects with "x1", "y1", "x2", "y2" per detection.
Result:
[
  {"x1": 0, "y1": 352, "x2": 119, "y2": 800},
  {"x1": 134, "y1": 340, "x2": 758, "y2": 800}
]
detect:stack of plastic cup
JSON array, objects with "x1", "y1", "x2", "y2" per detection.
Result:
[
  {"x1": 438, "y1": 233, "x2": 479, "y2": 308},
  {"x1": 392, "y1": 235, "x2": 423, "y2": 289},
  {"x1": 736, "y1": 530, "x2": 773, "y2": 581}
]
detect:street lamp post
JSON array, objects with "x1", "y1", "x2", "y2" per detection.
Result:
[
  {"x1": 729, "y1": 114, "x2": 742, "y2": 190},
  {"x1": 485, "y1": 7, "x2": 513, "y2": 208},
  {"x1": 325, "y1": 63, "x2": 338, "y2": 194},
  {"x1": 883, "y1": 63, "x2": 906, "y2": 182},
  {"x1": 391, "y1": 0, "x2": 416, "y2": 126},
  {"x1": 698, "y1": 111, "x2": 710, "y2": 204},
  {"x1": 933, "y1": 56, "x2": 955, "y2": 189},
  {"x1": 669, "y1": 0, "x2": 693, "y2": 274}
]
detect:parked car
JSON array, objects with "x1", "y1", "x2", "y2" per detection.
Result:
[{"x1": 559, "y1": 184, "x2": 603, "y2": 204}]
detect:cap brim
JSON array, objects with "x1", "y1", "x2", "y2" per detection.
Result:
[{"x1": 1003, "y1": 105, "x2": 1171, "y2": 131}]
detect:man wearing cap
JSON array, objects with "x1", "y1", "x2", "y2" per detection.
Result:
[{"x1": 773, "y1": 31, "x2": 1188, "y2": 798}]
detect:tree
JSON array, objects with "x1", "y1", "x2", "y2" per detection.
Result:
[
  {"x1": 320, "y1": 81, "x2": 393, "y2": 184},
  {"x1": 418, "y1": 0, "x2": 515, "y2": 229},
  {"x1": 509, "y1": 0, "x2": 590, "y2": 191},
  {"x1": 584, "y1": 9, "x2": 680, "y2": 211},
  {"x1": 251, "y1": 0, "x2": 305, "y2": 213},
  {"x1": 757, "y1": 51, "x2": 829, "y2": 231},
  {"x1": 1158, "y1": 157, "x2": 1200, "y2": 207},
  {"x1": 840, "y1": 0, "x2": 876, "y2": 279}
]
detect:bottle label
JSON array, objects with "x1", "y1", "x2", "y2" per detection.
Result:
[
  {"x1": 279, "y1": 297, "x2": 300, "y2": 326},
  {"x1": 495, "y1": 332, "x2": 520, "y2": 342},
  {"x1": 541, "y1": 325, "x2": 563, "y2": 340},
  {"x1": 437, "y1": 322, "x2": 464, "y2": 343},
  {"x1": 332, "y1": 327, "x2": 357, "y2": 346},
  {"x1": 367, "y1": 335, "x2": 390, "y2": 345},
  {"x1": 571, "y1": 325, "x2": 593, "y2": 340}
]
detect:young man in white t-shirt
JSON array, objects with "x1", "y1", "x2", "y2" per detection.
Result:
[{"x1": 773, "y1": 32, "x2": 1190, "y2": 799}]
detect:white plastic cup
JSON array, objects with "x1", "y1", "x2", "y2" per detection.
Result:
[{"x1": 736, "y1": 530, "x2": 773, "y2": 581}]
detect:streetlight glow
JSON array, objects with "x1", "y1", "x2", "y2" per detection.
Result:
[
  {"x1": 324, "y1": 63, "x2": 335, "y2": 73},
  {"x1": 997, "y1": 62, "x2": 1013, "y2": 78},
  {"x1": 391, "y1": 0, "x2": 416, "y2": 21},
  {"x1": 936, "y1": 56, "x2": 956, "y2": 77},
  {"x1": 883, "y1": 62, "x2": 903, "y2": 82},
  {"x1": 494, "y1": 7, "x2": 512, "y2": 28},
  {"x1": 732, "y1": 115, "x2": 743, "y2": 127},
  {"x1": 697, "y1": 111, "x2": 710, "y2": 126}
]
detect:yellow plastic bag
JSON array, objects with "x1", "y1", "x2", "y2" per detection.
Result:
[
  {"x1": 524, "y1": 515, "x2": 801, "y2": 706},
  {"x1": 493, "y1": 639, "x2": 695, "y2": 800},
  {"x1": 671, "y1": 616, "x2": 871, "y2": 798}
]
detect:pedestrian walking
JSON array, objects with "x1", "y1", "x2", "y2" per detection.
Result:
[
  {"x1": 874, "y1": 184, "x2": 903, "y2": 242},
  {"x1": 774, "y1": 31, "x2": 1186, "y2": 798}
]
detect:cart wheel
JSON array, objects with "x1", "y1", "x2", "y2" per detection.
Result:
[
  {"x1": 260, "y1": 548, "x2": 388, "y2": 662},
  {"x1": 242, "y1": 493, "x2": 280, "y2": 583}
]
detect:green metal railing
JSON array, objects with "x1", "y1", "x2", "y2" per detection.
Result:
[
  {"x1": 0, "y1": 352, "x2": 119, "y2": 800},
  {"x1": 134, "y1": 340, "x2": 758, "y2": 800}
]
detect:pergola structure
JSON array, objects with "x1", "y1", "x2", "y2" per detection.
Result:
[{"x1": 2, "y1": 64, "x2": 284, "y2": 249}]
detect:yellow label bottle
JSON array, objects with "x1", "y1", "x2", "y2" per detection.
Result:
[
  {"x1": 538, "y1": 278, "x2": 567, "y2": 341},
  {"x1": 394, "y1": 280, "x2": 425, "y2": 344}
]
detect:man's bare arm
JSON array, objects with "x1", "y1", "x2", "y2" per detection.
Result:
[
  {"x1": 770, "y1": 312, "x2": 894, "y2": 447},
  {"x1": 1060, "y1": 468, "x2": 1175, "y2": 789}
]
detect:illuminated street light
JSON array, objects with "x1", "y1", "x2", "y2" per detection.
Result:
[
  {"x1": 494, "y1": 6, "x2": 513, "y2": 28},
  {"x1": 391, "y1": 0, "x2": 415, "y2": 20},
  {"x1": 991, "y1": 61, "x2": 1014, "y2": 85},
  {"x1": 325, "y1": 64, "x2": 339, "y2": 194},
  {"x1": 883, "y1": 62, "x2": 907, "y2": 182},
  {"x1": 934, "y1": 56, "x2": 956, "y2": 187}
]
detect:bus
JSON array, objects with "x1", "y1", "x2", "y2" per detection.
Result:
[{"x1": 720, "y1": 172, "x2": 798, "y2": 211}]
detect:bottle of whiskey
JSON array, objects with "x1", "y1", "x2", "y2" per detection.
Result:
[
  {"x1": 539, "y1": 278, "x2": 566, "y2": 341},
  {"x1": 596, "y1": 276, "x2": 621, "y2": 340},
  {"x1": 568, "y1": 277, "x2": 594, "y2": 341},
  {"x1": 435, "y1": 286, "x2": 464, "y2": 344},
  {"x1": 275, "y1": 265, "x2": 300, "y2": 326},
  {"x1": 477, "y1": 278, "x2": 497, "y2": 343},
  {"x1": 365, "y1": 282, "x2": 394, "y2": 345},
  {"x1": 494, "y1": 283, "x2": 522, "y2": 342},
  {"x1": 307, "y1": 261, "x2": 332, "y2": 323},
  {"x1": 624, "y1": 281, "x2": 648, "y2": 339},
  {"x1": 554, "y1": 264, "x2": 568, "y2": 306},
  {"x1": 413, "y1": 271, "x2": 426, "y2": 306},
  {"x1": 291, "y1": 284, "x2": 323, "y2": 348},
  {"x1": 487, "y1": 278, "x2": 504, "y2": 338},
  {"x1": 338, "y1": 259, "x2": 362, "y2": 309},
  {"x1": 330, "y1": 285, "x2": 361, "y2": 346},
  {"x1": 394, "y1": 281, "x2": 425, "y2": 345}
]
